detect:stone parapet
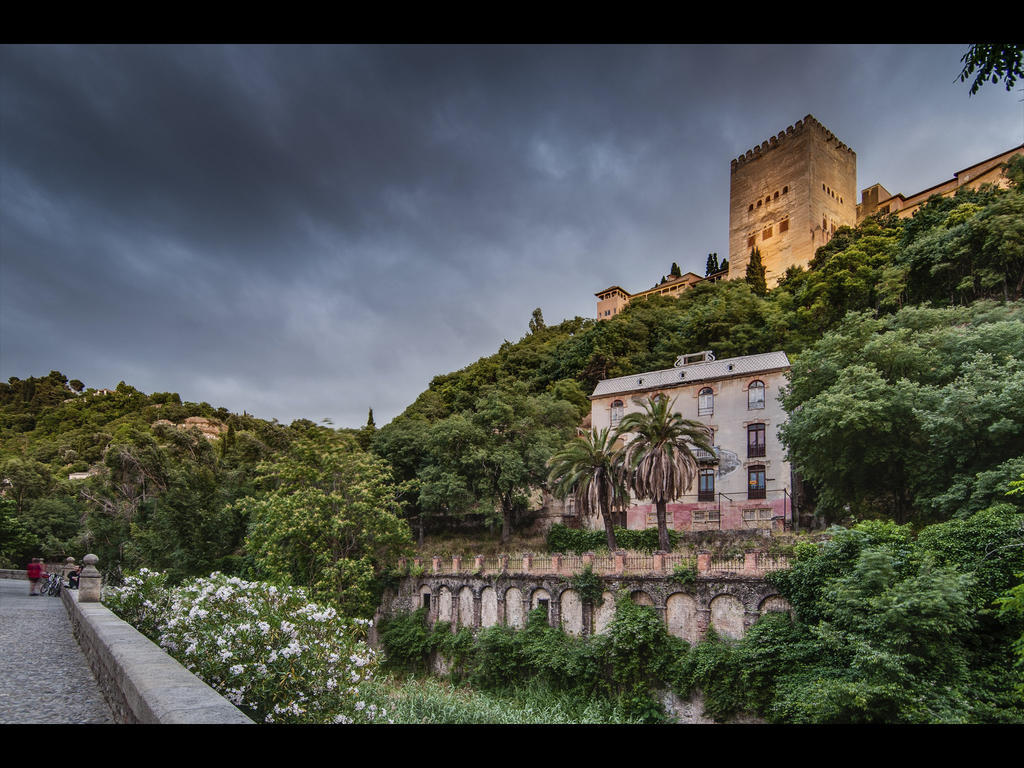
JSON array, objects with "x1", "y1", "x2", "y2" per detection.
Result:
[{"x1": 61, "y1": 588, "x2": 253, "y2": 724}]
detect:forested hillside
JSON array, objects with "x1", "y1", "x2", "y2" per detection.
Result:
[{"x1": 0, "y1": 374, "x2": 404, "y2": 615}]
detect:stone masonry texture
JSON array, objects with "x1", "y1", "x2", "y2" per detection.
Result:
[{"x1": 0, "y1": 577, "x2": 114, "y2": 724}]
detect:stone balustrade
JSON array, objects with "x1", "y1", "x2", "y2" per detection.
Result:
[{"x1": 398, "y1": 549, "x2": 789, "y2": 579}]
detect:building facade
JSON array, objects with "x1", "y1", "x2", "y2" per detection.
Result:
[
  {"x1": 589, "y1": 350, "x2": 792, "y2": 533},
  {"x1": 856, "y1": 143, "x2": 1024, "y2": 222},
  {"x1": 595, "y1": 271, "x2": 706, "y2": 319}
]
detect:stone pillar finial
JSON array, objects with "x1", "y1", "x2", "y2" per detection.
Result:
[{"x1": 79, "y1": 553, "x2": 102, "y2": 602}]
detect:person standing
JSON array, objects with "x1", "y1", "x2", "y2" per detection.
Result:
[{"x1": 26, "y1": 557, "x2": 41, "y2": 595}]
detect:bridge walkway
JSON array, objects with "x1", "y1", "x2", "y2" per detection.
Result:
[{"x1": 0, "y1": 577, "x2": 113, "y2": 723}]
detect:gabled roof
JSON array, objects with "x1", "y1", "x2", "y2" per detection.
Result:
[{"x1": 590, "y1": 351, "x2": 790, "y2": 399}]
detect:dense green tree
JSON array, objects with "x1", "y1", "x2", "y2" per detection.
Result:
[
  {"x1": 463, "y1": 384, "x2": 577, "y2": 542},
  {"x1": 704, "y1": 253, "x2": 719, "y2": 276},
  {"x1": 355, "y1": 407, "x2": 377, "y2": 451},
  {"x1": 240, "y1": 431, "x2": 412, "y2": 617},
  {"x1": 0, "y1": 498, "x2": 40, "y2": 568},
  {"x1": 529, "y1": 307, "x2": 546, "y2": 334},
  {"x1": 616, "y1": 395, "x2": 714, "y2": 552},
  {"x1": 0, "y1": 457, "x2": 54, "y2": 516},
  {"x1": 696, "y1": 516, "x2": 1024, "y2": 723},
  {"x1": 782, "y1": 301, "x2": 1024, "y2": 523}
]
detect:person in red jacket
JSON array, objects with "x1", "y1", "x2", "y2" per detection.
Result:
[{"x1": 27, "y1": 557, "x2": 42, "y2": 595}]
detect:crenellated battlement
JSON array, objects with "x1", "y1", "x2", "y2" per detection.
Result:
[{"x1": 730, "y1": 114, "x2": 855, "y2": 173}]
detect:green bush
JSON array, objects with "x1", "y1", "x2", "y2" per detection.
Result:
[
  {"x1": 378, "y1": 608, "x2": 433, "y2": 673},
  {"x1": 546, "y1": 523, "x2": 681, "y2": 554},
  {"x1": 378, "y1": 597, "x2": 688, "y2": 721},
  {"x1": 671, "y1": 563, "x2": 697, "y2": 584}
]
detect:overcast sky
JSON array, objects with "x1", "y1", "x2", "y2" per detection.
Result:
[{"x1": 2, "y1": 44, "x2": 1021, "y2": 428}]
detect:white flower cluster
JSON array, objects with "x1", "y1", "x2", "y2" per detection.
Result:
[{"x1": 104, "y1": 570, "x2": 384, "y2": 725}]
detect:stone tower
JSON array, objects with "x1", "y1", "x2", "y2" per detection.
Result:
[{"x1": 727, "y1": 115, "x2": 857, "y2": 286}]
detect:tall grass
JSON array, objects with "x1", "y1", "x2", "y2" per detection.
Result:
[{"x1": 369, "y1": 675, "x2": 642, "y2": 724}]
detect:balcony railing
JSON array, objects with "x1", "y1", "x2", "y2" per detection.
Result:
[
  {"x1": 693, "y1": 447, "x2": 718, "y2": 463},
  {"x1": 747, "y1": 488, "x2": 767, "y2": 500},
  {"x1": 747, "y1": 444, "x2": 766, "y2": 458},
  {"x1": 697, "y1": 490, "x2": 715, "y2": 502}
]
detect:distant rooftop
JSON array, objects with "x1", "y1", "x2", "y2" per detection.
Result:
[{"x1": 590, "y1": 351, "x2": 790, "y2": 398}]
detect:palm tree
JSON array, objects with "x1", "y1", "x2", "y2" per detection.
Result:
[
  {"x1": 615, "y1": 395, "x2": 715, "y2": 552},
  {"x1": 547, "y1": 427, "x2": 629, "y2": 551}
]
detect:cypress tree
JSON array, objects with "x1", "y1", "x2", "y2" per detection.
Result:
[
  {"x1": 746, "y1": 247, "x2": 767, "y2": 295},
  {"x1": 705, "y1": 252, "x2": 720, "y2": 276}
]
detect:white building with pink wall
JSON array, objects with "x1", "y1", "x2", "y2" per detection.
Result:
[{"x1": 589, "y1": 350, "x2": 793, "y2": 533}]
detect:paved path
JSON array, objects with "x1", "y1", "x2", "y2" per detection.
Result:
[{"x1": 0, "y1": 578, "x2": 114, "y2": 723}]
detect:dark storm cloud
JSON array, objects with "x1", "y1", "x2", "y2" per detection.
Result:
[{"x1": 2, "y1": 44, "x2": 1020, "y2": 426}]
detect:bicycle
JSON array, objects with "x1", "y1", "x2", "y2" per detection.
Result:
[{"x1": 40, "y1": 570, "x2": 63, "y2": 597}]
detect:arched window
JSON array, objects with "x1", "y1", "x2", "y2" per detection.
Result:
[
  {"x1": 610, "y1": 400, "x2": 624, "y2": 427},
  {"x1": 782, "y1": 185, "x2": 788, "y2": 195},
  {"x1": 698, "y1": 387, "x2": 714, "y2": 416},
  {"x1": 748, "y1": 380, "x2": 765, "y2": 410}
]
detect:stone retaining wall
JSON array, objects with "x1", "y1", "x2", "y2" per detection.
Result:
[
  {"x1": 379, "y1": 572, "x2": 790, "y2": 643},
  {"x1": 61, "y1": 587, "x2": 252, "y2": 724}
]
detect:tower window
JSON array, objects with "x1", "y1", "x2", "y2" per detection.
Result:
[
  {"x1": 779, "y1": 219, "x2": 789, "y2": 233},
  {"x1": 763, "y1": 226, "x2": 772, "y2": 240},
  {"x1": 757, "y1": 200, "x2": 762, "y2": 208},
  {"x1": 748, "y1": 235, "x2": 756, "y2": 248},
  {"x1": 773, "y1": 191, "x2": 779, "y2": 199},
  {"x1": 749, "y1": 203, "x2": 754, "y2": 212},
  {"x1": 782, "y1": 186, "x2": 788, "y2": 194}
]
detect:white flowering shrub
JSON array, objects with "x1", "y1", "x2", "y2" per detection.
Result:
[
  {"x1": 102, "y1": 567, "x2": 171, "y2": 640},
  {"x1": 104, "y1": 571, "x2": 386, "y2": 724}
]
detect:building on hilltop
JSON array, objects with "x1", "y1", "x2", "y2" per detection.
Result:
[
  {"x1": 856, "y1": 143, "x2": 1024, "y2": 222},
  {"x1": 589, "y1": 350, "x2": 793, "y2": 532},
  {"x1": 595, "y1": 271, "x2": 705, "y2": 319},
  {"x1": 593, "y1": 116, "x2": 1022, "y2": 317},
  {"x1": 728, "y1": 115, "x2": 857, "y2": 287}
]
